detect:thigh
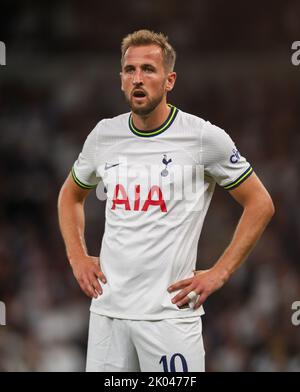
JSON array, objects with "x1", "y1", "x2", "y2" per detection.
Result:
[
  {"x1": 131, "y1": 317, "x2": 205, "y2": 372},
  {"x1": 86, "y1": 312, "x2": 140, "y2": 372}
]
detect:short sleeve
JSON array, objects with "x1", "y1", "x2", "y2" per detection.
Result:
[
  {"x1": 202, "y1": 121, "x2": 253, "y2": 190},
  {"x1": 71, "y1": 123, "x2": 100, "y2": 189}
]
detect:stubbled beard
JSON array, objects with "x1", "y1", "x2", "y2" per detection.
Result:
[{"x1": 124, "y1": 92, "x2": 164, "y2": 116}]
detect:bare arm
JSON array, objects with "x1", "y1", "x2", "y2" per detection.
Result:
[
  {"x1": 168, "y1": 172, "x2": 275, "y2": 308},
  {"x1": 58, "y1": 173, "x2": 106, "y2": 298}
]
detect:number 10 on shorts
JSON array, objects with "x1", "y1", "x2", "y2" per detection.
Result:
[{"x1": 159, "y1": 353, "x2": 188, "y2": 372}]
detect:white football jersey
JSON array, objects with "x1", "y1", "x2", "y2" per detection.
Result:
[{"x1": 72, "y1": 105, "x2": 253, "y2": 320}]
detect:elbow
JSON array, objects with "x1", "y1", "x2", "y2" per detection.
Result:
[
  {"x1": 247, "y1": 193, "x2": 275, "y2": 224},
  {"x1": 269, "y1": 198, "x2": 275, "y2": 218},
  {"x1": 263, "y1": 194, "x2": 275, "y2": 223}
]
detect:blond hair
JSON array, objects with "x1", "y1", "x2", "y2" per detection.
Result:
[{"x1": 121, "y1": 29, "x2": 176, "y2": 72}]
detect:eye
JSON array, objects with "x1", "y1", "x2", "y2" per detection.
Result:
[
  {"x1": 124, "y1": 67, "x2": 134, "y2": 74},
  {"x1": 143, "y1": 65, "x2": 155, "y2": 73}
]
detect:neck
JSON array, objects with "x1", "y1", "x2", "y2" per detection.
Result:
[{"x1": 131, "y1": 99, "x2": 170, "y2": 131}]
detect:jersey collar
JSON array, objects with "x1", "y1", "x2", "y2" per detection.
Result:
[{"x1": 129, "y1": 104, "x2": 179, "y2": 138}]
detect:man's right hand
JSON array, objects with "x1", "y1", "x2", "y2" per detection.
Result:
[{"x1": 71, "y1": 256, "x2": 107, "y2": 299}]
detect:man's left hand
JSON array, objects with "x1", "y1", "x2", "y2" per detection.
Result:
[{"x1": 167, "y1": 268, "x2": 226, "y2": 309}]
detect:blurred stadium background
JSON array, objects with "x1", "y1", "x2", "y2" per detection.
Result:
[{"x1": 0, "y1": 0, "x2": 300, "y2": 371}]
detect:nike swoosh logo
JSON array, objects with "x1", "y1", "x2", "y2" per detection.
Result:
[{"x1": 104, "y1": 163, "x2": 120, "y2": 170}]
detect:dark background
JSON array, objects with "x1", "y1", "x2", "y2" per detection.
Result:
[{"x1": 0, "y1": 0, "x2": 300, "y2": 371}]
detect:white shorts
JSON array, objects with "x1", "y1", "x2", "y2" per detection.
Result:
[{"x1": 86, "y1": 312, "x2": 205, "y2": 372}]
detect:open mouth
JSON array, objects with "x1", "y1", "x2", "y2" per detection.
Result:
[{"x1": 132, "y1": 90, "x2": 146, "y2": 98}]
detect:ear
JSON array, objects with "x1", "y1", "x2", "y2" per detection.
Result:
[
  {"x1": 120, "y1": 71, "x2": 124, "y2": 91},
  {"x1": 165, "y1": 72, "x2": 177, "y2": 92}
]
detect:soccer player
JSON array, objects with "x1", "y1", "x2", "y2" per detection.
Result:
[{"x1": 58, "y1": 30, "x2": 274, "y2": 372}]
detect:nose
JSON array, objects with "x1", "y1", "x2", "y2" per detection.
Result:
[{"x1": 132, "y1": 69, "x2": 143, "y2": 85}]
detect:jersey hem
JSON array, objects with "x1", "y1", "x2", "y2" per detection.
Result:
[{"x1": 89, "y1": 306, "x2": 205, "y2": 320}]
